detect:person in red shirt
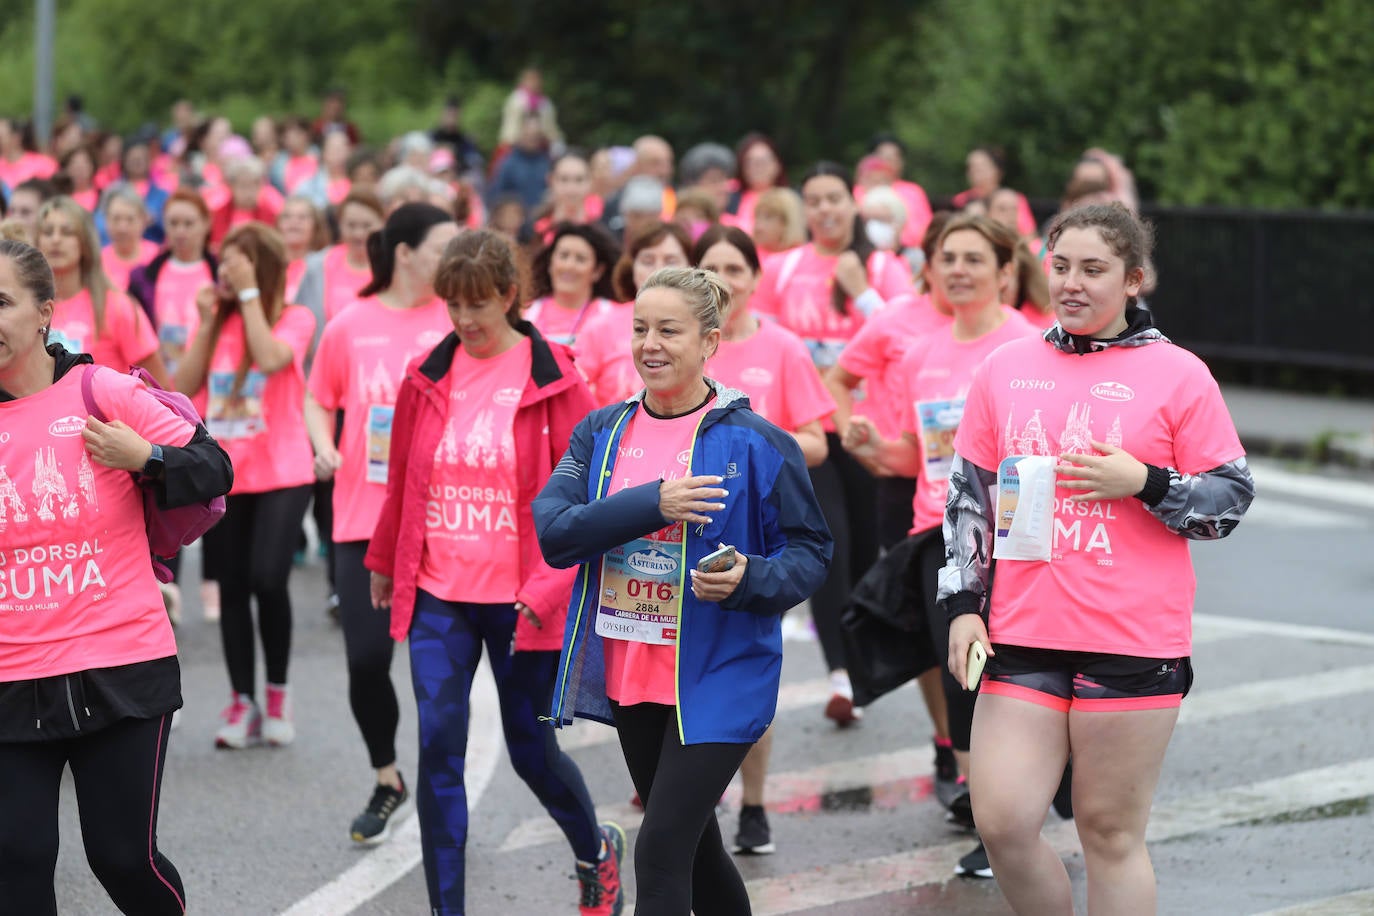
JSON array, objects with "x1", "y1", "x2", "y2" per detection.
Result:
[
  {"x1": 0, "y1": 237, "x2": 232, "y2": 916},
  {"x1": 365, "y1": 229, "x2": 624, "y2": 916},
  {"x1": 173, "y1": 223, "x2": 317, "y2": 750}
]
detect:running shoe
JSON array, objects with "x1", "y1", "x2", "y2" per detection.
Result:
[
  {"x1": 933, "y1": 737, "x2": 961, "y2": 809},
  {"x1": 824, "y1": 671, "x2": 863, "y2": 726},
  {"x1": 263, "y1": 683, "x2": 295, "y2": 747},
  {"x1": 326, "y1": 592, "x2": 341, "y2": 623},
  {"x1": 733, "y1": 804, "x2": 775, "y2": 855},
  {"x1": 946, "y1": 776, "x2": 975, "y2": 830},
  {"x1": 215, "y1": 694, "x2": 261, "y2": 749},
  {"x1": 954, "y1": 839, "x2": 994, "y2": 879},
  {"x1": 1053, "y1": 759, "x2": 1074, "y2": 819},
  {"x1": 576, "y1": 822, "x2": 625, "y2": 916},
  {"x1": 350, "y1": 776, "x2": 411, "y2": 845}
]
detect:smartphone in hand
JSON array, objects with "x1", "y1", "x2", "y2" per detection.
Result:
[
  {"x1": 965, "y1": 641, "x2": 987, "y2": 692},
  {"x1": 696, "y1": 544, "x2": 737, "y2": 573}
]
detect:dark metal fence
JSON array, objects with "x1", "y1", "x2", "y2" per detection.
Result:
[{"x1": 1031, "y1": 202, "x2": 1374, "y2": 373}]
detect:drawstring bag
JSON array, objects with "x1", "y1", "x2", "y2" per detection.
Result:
[{"x1": 81, "y1": 365, "x2": 226, "y2": 582}]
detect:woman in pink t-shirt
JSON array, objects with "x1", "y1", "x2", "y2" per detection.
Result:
[
  {"x1": 58, "y1": 144, "x2": 100, "y2": 212},
  {"x1": 524, "y1": 222, "x2": 621, "y2": 348},
  {"x1": 364, "y1": 230, "x2": 623, "y2": 915},
  {"x1": 952, "y1": 145, "x2": 1038, "y2": 239},
  {"x1": 173, "y1": 222, "x2": 318, "y2": 751},
  {"x1": 726, "y1": 133, "x2": 788, "y2": 236},
  {"x1": 750, "y1": 187, "x2": 806, "y2": 258},
  {"x1": 99, "y1": 186, "x2": 160, "y2": 294},
  {"x1": 940, "y1": 205, "x2": 1253, "y2": 907},
  {"x1": 37, "y1": 197, "x2": 169, "y2": 387},
  {"x1": 529, "y1": 151, "x2": 598, "y2": 246},
  {"x1": 305, "y1": 202, "x2": 457, "y2": 845},
  {"x1": 276, "y1": 195, "x2": 329, "y2": 302},
  {"x1": 750, "y1": 162, "x2": 915, "y2": 726},
  {"x1": 0, "y1": 238, "x2": 232, "y2": 915},
  {"x1": 578, "y1": 221, "x2": 692, "y2": 407},
  {"x1": 311, "y1": 190, "x2": 384, "y2": 322},
  {"x1": 0, "y1": 118, "x2": 58, "y2": 188}
]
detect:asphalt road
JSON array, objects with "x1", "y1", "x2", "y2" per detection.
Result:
[{"x1": 50, "y1": 457, "x2": 1374, "y2": 915}]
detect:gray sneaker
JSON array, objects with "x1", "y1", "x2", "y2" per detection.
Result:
[
  {"x1": 350, "y1": 777, "x2": 411, "y2": 845},
  {"x1": 733, "y1": 804, "x2": 775, "y2": 855}
]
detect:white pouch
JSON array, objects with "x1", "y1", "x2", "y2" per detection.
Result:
[{"x1": 993, "y1": 455, "x2": 1056, "y2": 562}]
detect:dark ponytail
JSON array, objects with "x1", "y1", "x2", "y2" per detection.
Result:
[
  {"x1": 801, "y1": 161, "x2": 874, "y2": 315},
  {"x1": 357, "y1": 202, "x2": 454, "y2": 297}
]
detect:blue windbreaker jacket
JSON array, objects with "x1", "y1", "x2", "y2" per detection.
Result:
[{"x1": 533, "y1": 381, "x2": 833, "y2": 745}]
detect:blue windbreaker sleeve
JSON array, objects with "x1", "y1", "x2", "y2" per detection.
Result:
[
  {"x1": 533, "y1": 417, "x2": 674, "y2": 569},
  {"x1": 719, "y1": 432, "x2": 833, "y2": 616}
]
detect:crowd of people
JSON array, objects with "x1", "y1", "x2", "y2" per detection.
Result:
[{"x1": 0, "y1": 72, "x2": 1253, "y2": 916}]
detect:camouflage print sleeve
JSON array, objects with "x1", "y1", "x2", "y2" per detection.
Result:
[
  {"x1": 936, "y1": 453, "x2": 998, "y2": 620},
  {"x1": 1144, "y1": 457, "x2": 1255, "y2": 540}
]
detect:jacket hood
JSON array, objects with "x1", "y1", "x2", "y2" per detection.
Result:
[
  {"x1": 625, "y1": 376, "x2": 751, "y2": 413},
  {"x1": 0, "y1": 343, "x2": 93, "y2": 403},
  {"x1": 1044, "y1": 305, "x2": 1168, "y2": 355}
]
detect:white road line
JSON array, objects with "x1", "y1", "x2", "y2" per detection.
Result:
[
  {"x1": 278, "y1": 658, "x2": 502, "y2": 916},
  {"x1": 1179, "y1": 665, "x2": 1374, "y2": 725},
  {"x1": 1242, "y1": 497, "x2": 1364, "y2": 528},
  {"x1": 746, "y1": 758, "x2": 1374, "y2": 915},
  {"x1": 1248, "y1": 460, "x2": 1374, "y2": 512},
  {"x1": 1255, "y1": 888, "x2": 1374, "y2": 915},
  {"x1": 1194, "y1": 613, "x2": 1374, "y2": 649}
]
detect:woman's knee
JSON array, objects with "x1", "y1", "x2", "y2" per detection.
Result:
[
  {"x1": 972, "y1": 793, "x2": 1049, "y2": 851},
  {"x1": 1074, "y1": 801, "x2": 1147, "y2": 863}
]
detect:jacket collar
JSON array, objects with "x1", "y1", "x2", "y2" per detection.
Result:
[
  {"x1": 1044, "y1": 305, "x2": 1168, "y2": 355},
  {"x1": 623, "y1": 376, "x2": 751, "y2": 417},
  {"x1": 0, "y1": 344, "x2": 93, "y2": 402},
  {"x1": 415, "y1": 319, "x2": 567, "y2": 390}
]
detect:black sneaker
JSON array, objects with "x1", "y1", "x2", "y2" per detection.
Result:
[
  {"x1": 933, "y1": 739, "x2": 961, "y2": 810},
  {"x1": 733, "y1": 804, "x2": 775, "y2": 855},
  {"x1": 1052, "y1": 759, "x2": 1074, "y2": 819},
  {"x1": 350, "y1": 777, "x2": 411, "y2": 845},
  {"x1": 954, "y1": 839, "x2": 993, "y2": 879},
  {"x1": 945, "y1": 778, "x2": 975, "y2": 830}
]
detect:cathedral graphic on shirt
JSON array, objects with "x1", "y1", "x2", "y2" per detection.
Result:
[
  {"x1": 437, "y1": 410, "x2": 516, "y2": 471},
  {"x1": 1003, "y1": 403, "x2": 1125, "y2": 457},
  {"x1": 0, "y1": 465, "x2": 28, "y2": 529}
]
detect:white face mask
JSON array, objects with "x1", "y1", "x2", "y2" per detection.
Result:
[{"x1": 865, "y1": 218, "x2": 898, "y2": 250}]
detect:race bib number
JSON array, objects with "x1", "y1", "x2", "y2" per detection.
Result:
[
  {"x1": 159, "y1": 325, "x2": 189, "y2": 371},
  {"x1": 596, "y1": 534, "x2": 684, "y2": 645},
  {"x1": 993, "y1": 454, "x2": 1055, "y2": 562},
  {"x1": 917, "y1": 398, "x2": 964, "y2": 481},
  {"x1": 366, "y1": 404, "x2": 394, "y2": 485},
  {"x1": 206, "y1": 370, "x2": 267, "y2": 440}
]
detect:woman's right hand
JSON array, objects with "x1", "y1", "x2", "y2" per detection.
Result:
[
  {"x1": 658, "y1": 475, "x2": 728, "y2": 526},
  {"x1": 313, "y1": 446, "x2": 343, "y2": 481},
  {"x1": 841, "y1": 415, "x2": 879, "y2": 456},
  {"x1": 194, "y1": 286, "x2": 218, "y2": 325},
  {"x1": 948, "y1": 613, "x2": 994, "y2": 691},
  {"x1": 370, "y1": 573, "x2": 394, "y2": 611}
]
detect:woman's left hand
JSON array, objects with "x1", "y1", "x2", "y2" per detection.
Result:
[
  {"x1": 1057, "y1": 440, "x2": 1148, "y2": 501},
  {"x1": 220, "y1": 250, "x2": 257, "y2": 298},
  {"x1": 82, "y1": 417, "x2": 153, "y2": 471},
  {"x1": 834, "y1": 251, "x2": 871, "y2": 299},
  {"x1": 515, "y1": 601, "x2": 542, "y2": 630},
  {"x1": 689, "y1": 549, "x2": 748, "y2": 603}
]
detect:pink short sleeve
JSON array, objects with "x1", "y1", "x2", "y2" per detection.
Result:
[
  {"x1": 1168, "y1": 358, "x2": 1245, "y2": 473},
  {"x1": 110, "y1": 289, "x2": 159, "y2": 365},
  {"x1": 91, "y1": 368, "x2": 196, "y2": 448},
  {"x1": 307, "y1": 319, "x2": 349, "y2": 411},
  {"x1": 275, "y1": 305, "x2": 318, "y2": 370},
  {"x1": 951, "y1": 359, "x2": 999, "y2": 471}
]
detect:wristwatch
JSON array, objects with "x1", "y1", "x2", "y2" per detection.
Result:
[{"x1": 142, "y1": 444, "x2": 166, "y2": 481}]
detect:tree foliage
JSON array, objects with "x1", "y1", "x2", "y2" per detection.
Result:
[{"x1": 0, "y1": 0, "x2": 1369, "y2": 208}]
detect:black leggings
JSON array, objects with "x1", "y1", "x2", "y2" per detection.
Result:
[
  {"x1": 807, "y1": 436, "x2": 880, "y2": 672},
  {"x1": 915, "y1": 531, "x2": 978, "y2": 751},
  {"x1": 0, "y1": 715, "x2": 184, "y2": 916},
  {"x1": 611, "y1": 702, "x2": 752, "y2": 916},
  {"x1": 205, "y1": 485, "x2": 313, "y2": 697},
  {"x1": 335, "y1": 540, "x2": 399, "y2": 769},
  {"x1": 311, "y1": 478, "x2": 336, "y2": 590},
  {"x1": 874, "y1": 475, "x2": 917, "y2": 551}
]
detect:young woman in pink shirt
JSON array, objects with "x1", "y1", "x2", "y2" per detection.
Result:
[
  {"x1": 524, "y1": 222, "x2": 621, "y2": 347},
  {"x1": 952, "y1": 146, "x2": 1038, "y2": 239},
  {"x1": 0, "y1": 118, "x2": 58, "y2": 188},
  {"x1": 725, "y1": 133, "x2": 787, "y2": 236},
  {"x1": 306, "y1": 202, "x2": 457, "y2": 845},
  {"x1": 276, "y1": 195, "x2": 329, "y2": 302},
  {"x1": 0, "y1": 238, "x2": 232, "y2": 916},
  {"x1": 530, "y1": 150, "x2": 601, "y2": 245},
  {"x1": 174, "y1": 223, "x2": 317, "y2": 750},
  {"x1": 58, "y1": 144, "x2": 100, "y2": 212},
  {"x1": 99, "y1": 186, "x2": 160, "y2": 294},
  {"x1": 750, "y1": 162, "x2": 914, "y2": 725},
  {"x1": 37, "y1": 197, "x2": 169, "y2": 387},
  {"x1": 365, "y1": 229, "x2": 624, "y2": 916},
  {"x1": 305, "y1": 190, "x2": 384, "y2": 323},
  {"x1": 577, "y1": 221, "x2": 692, "y2": 406},
  {"x1": 941, "y1": 205, "x2": 1253, "y2": 909}
]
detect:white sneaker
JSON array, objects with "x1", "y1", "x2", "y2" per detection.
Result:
[
  {"x1": 215, "y1": 694, "x2": 261, "y2": 748},
  {"x1": 263, "y1": 683, "x2": 295, "y2": 747}
]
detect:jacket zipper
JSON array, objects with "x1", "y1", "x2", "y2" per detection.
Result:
[{"x1": 673, "y1": 409, "x2": 714, "y2": 746}]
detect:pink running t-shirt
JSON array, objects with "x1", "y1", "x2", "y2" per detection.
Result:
[
  {"x1": 283, "y1": 155, "x2": 318, "y2": 193},
  {"x1": 837, "y1": 292, "x2": 952, "y2": 439},
  {"x1": 750, "y1": 244, "x2": 913, "y2": 369},
  {"x1": 308, "y1": 297, "x2": 451, "y2": 542},
  {"x1": 416, "y1": 338, "x2": 532, "y2": 604},
  {"x1": 0, "y1": 151, "x2": 58, "y2": 188},
  {"x1": 322, "y1": 245, "x2": 374, "y2": 322},
  {"x1": 707, "y1": 319, "x2": 835, "y2": 432},
  {"x1": 0, "y1": 367, "x2": 193, "y2": 680},
  {"x1": 100, "y1": 240, "x2": 160, "y2": 294},
  {"x1": 954, "y1": 338, "x2": 1245, "y2": 658},
  {"x1": 575, "y1": 301, "x2": 640, "y2": 406},
  {"x1": 286, "y1": 258, "x2": 307, "y2": 303},
  {"x1": 897, "y1": 311, "x2": 1037, "y2": 534},
  {"x1": 49, "y1": 288, "x2": 158, "y2": 371},
  {"x1": 524, "y1": 296, "x2": 612, "y2": 348},
  {"x1": 201, "y1": 305, "x2": 317, "y2": 494},
  {"x1": 153, "y1": 259, "x2": 214, "y2": 374},
  {"x1": 600, "y1": 399, "x2": 714, "y2": 706}
]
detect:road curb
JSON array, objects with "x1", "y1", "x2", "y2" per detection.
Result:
[{"x1": 1239, "y1": 431, "x2": 1374, "y2": 476}]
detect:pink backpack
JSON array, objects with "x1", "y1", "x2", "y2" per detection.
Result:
[{"x1": 82, "y1": 365, "x2": 227, "y2": 583}]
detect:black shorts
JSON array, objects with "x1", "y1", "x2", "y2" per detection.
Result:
[{"x1": 980, "y1": 644, "x2": 1193, "y2": 712}]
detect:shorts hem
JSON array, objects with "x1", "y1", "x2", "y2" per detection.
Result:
[
  {"x1": 1072, "y1": 694, "x2": 1183, "y2": 712},
  {"x1": 981, "y1": 680, "x2": 1071, "y2": 712}
]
